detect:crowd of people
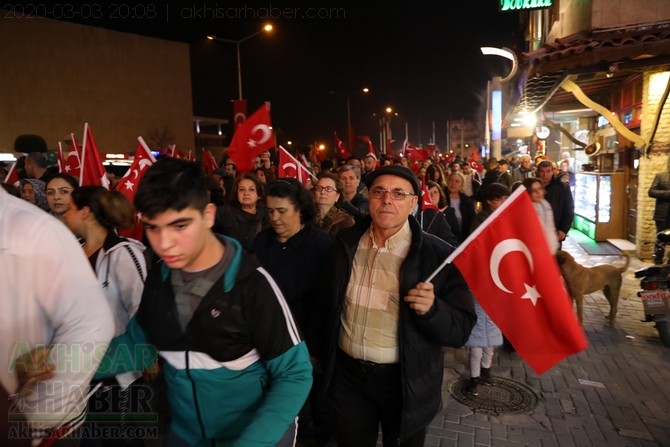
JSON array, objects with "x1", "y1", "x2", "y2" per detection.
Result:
[{"x1": 2, "y1": 147, "x2": 575, "y2": 447}]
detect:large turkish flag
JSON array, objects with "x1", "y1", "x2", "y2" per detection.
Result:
[{"x1": 444, "y1": 187, "x2": 588, "y2": 375}]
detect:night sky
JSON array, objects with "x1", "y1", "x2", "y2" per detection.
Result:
[{"x1": 58, "y1": 1, "x2": 523, "y2": 152}]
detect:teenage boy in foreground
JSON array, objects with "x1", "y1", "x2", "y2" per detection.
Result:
[{"x1": 98, "y1": 158, "x2": 312, "y2": 446}]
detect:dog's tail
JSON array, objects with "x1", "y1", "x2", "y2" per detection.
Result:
[{"x1": 618, "y1": 253, "x2": 630, "y2": 273}]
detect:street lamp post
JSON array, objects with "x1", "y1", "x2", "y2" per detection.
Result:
[
  {"x1": 207, "y1": 24, "x2": 273, "y2": 101},
  {"x1": 481, "y1": 46, "x2": 518, "y2": 160},
  {"x1": 331, "y1": 87, "x2": 369, "y2": 152}
]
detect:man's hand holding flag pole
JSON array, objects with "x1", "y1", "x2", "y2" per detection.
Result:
[{"x1": 425, "y1": 187, "x2": 588, "y2": 375}]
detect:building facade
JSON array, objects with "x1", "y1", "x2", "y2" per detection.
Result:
[
  {"x1": 0, "y1": 15, "x2": 194, "y2": 155},
  {"x1": 507, "y1": 0, "x2": 670, "y2": 259}
]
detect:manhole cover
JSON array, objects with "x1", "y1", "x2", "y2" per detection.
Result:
[{"x1": 448, "y1": 377, "x2": 538, "y2": 415}]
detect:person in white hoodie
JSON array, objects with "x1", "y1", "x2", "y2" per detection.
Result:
[
  {"x1": 522, "y1": 177, "x2": 560, "y2": 254},
  {"x1": 0, "y1": 185, "x2": 114, "y2": 445},
  {"x1": 62, "y1": 185, "x2": 147, "y2": 446}
]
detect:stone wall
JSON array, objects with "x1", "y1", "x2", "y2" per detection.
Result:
[
  {"x1": 0, "y1": 15, "x2": 194, "y2": 154},
  {"x1": 592, "y1": 0, "x2": 670, "y2": 28},
  {"x1": 636, "y1": 71, "x2": 670, "y2": 260}
]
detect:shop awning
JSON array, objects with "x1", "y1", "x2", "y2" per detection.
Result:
[{"x1": 512, "y1": 21, "x2": 670, "y2": 115}]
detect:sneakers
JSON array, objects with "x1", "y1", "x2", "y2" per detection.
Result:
[
  {"x1": 466, "y1": 377, "x2": 480, "y2": 396},
  {"x1": 480, "y1": 367, "x2": 494, "y2": 386}
]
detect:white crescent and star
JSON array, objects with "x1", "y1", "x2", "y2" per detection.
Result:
[
  {"x1": 246, "y1": 124, "x2": 272, "y2": 148},
  {"x1": 489, "y1": 238, "x2": 542, "y2": 306},
  {"x1": 234, "y1": 112, "x2": 246, "y2": 125},
  {"x1": 120, "y1": 159, "x2": 154, "y2": 192},
  {"x1": 281, "y1": 162, "x2": 297, "y2": 176}
]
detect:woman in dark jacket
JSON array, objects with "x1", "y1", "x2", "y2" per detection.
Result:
[
  {"x1": 253, "y1": 178, "x2": 332, "y2": 332},
  {"x1": 212, "y1": 172, "x2": 269, "y2": 251}
]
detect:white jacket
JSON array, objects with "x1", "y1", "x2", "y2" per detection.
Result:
[
  {"x1": 534, "y1": 198, "x2": 559, "y2": 254},
  {"x1": 94, "y1": 234, "x2": 146, "y2": 336},
  {"x1": 0, "y1": 187, "x2": 114, "y2": 439}
]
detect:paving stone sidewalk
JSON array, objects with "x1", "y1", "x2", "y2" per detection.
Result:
[{"x1": 427, "y1": 235, "x2": 670, "y2": 447}]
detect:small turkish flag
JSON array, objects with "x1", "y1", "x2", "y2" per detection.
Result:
[
  {"x1": 334, "y1": 133, "x2": 351, "y2": 160},
  {"x1": 62, "y1": 133, "x2": 82, "y2": 178},
  {"x1": 116, "y1": 137, "x2": 156, "y2": 241},
  {"x1": 228, "y1": 102, "x2": 274, "y2": 173},
  {"x1": 116, "y1": 137, "x2": 156, "y2": 203},
  {"x1": 201, "y1": 149, "x2": 219, "y2": 175},
  {"x1": 3, "y1": 161, "x2": 19, "y2": 186},
  {"x1": 57, "y1": 142, "x2": 67, "y2": 173},
  {"x1": 80, "y1": 123, "x2": 110, "y2": 189},
  {"x1": 278, "y1": 146, "x2": 312, "y2": 186},
  {"x1": 420, "y1": 180, "x2": 439, "y2": 211},
  {"x1": 443, "y1": 187, "x2": 587, "y2": 375}
]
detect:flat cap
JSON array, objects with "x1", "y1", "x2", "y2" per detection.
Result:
[{"x1": 363, "y1": 165, "x2": 421, "y2": 196}]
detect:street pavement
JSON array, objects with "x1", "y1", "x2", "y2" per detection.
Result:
[{"x1": 426, "y1": 235, "x2": 670, "y2": 447}]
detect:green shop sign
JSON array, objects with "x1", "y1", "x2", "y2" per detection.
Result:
[{"x1": 500, "y1": 0, "x2": 553, "y2": 11}]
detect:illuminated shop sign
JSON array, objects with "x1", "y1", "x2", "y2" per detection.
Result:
[{"x1": 500, "y1": 0, "x2": 553, "y2": 11}]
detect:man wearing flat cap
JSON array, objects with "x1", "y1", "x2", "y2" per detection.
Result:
[
  {"x1": 311, "y1": 165, "x2": 476, "y2": 447},
  {"x1": 495, "y1": 159, "x2": 514, "y2": 189}
]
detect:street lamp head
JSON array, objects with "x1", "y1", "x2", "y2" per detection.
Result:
[
  {"x1": 362, "y1": 87, "x2": 370, "y2": 93},
  {"x1": 263, "y1": 24, "x2": 273, "y2": 32},
  {"x1": 385, "y1": 107, "x2": 393, "y2": 114},
  {"x1": 206, "y1": 35, "x2": 215, "y2": 40}
]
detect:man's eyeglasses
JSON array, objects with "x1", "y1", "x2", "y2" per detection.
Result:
[
  {"x1": 369, "y1": 187, "x2": 415, "y2": 200},
  {"x1": 314, "y1": 185, "x2": 337, "y2": 193}
]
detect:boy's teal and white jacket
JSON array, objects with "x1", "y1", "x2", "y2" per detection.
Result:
[{"x1": 96, "y1": 236, "x2": 313, "y2": 446}]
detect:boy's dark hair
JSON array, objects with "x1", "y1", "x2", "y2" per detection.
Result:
[
  {"x1": 266, "y1": 177, "x2": 316, "y2": 224},
  {"x1": 480, "y1": 182, "x2": 510, "y2": 202},
  {"x1": 135, "y1": 158, "x2": 209, "y2": 218}
]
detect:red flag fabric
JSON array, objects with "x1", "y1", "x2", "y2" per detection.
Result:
[
  {"x1": 468, "y1": 158, "x2": 485, "y2": 173},
  {"x1": 201, "y1": 149, "x2": 219, "y2": 175},
  {"x1": 3, "y1": 162, "x2": 19, "y2": 186},
  {"x1": 444, "y1": 187, "x2": 588, "y2": 375},
  {"x1": 80, "y1": 123, "x2": 110, "y2": 189},
  {"x1": 334, "y1": 133, "x2": 352, "y2": 160},
  {"x1": 468, "y1": 148, "x2": 484, "y2": 173},
  {"x1": 278, "y1": 146, "x2": 312, "y2": 186},
  {"x1": 357, "y1": 135, "x2": 375, "y2": 155},
  {"x1": 63, "y1": 134, "x2": 82, "y2": 178},
  {"x1": 337, "y1": 134, "x2": 351, "y2": 159},
  {"x1": 116, "y1": 137, "x2": 156, "y2": 204},
  {"x1": 116, "y1": 137, "x2": 156, "y2": 241},
  {"x1": 404, "y1": 143, "x2": 429, "y2": 162},
  {"x1": 420, "y1": 180, "x2": 439, "y2": 211},
  {"x1": 228, "y1": 102, "x2": 274, "y2": 173},
  {"x1": 57, "y1": 142, "x2": 67, "y2": 174}
]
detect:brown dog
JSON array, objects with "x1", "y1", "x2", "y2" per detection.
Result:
[{"x1": 555, "y1": 250, "x2": 630, "y2": 326}]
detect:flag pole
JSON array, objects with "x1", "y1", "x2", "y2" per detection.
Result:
[{"x1": 423, "y1": 187, "x2": 526, "y2": 283}]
